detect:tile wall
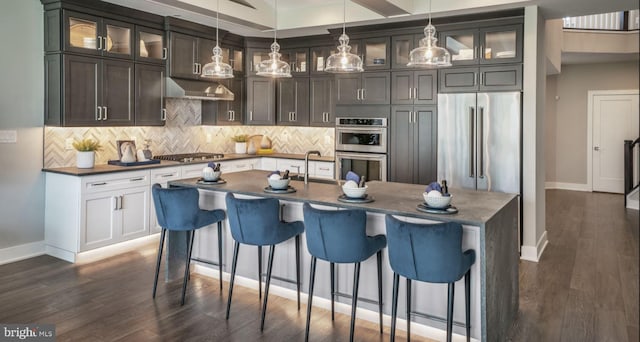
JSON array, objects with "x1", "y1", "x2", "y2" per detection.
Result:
[{"x1": 44, "y1": 99, "x2": 335, "y2": 168}]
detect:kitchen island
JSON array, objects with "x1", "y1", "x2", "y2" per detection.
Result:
[{"x1": 169, "y1": 170, "x2": 519, "y2": 342}]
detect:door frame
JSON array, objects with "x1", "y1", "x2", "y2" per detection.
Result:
[{"x1": 587, "y1": 89, "x2": 639, "y2": 192}]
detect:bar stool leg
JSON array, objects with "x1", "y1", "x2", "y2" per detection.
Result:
[
  {"x1": 217, "y1": 222, "x2": 223, "y2": 292},
  {"x1": 377, "y1": 250, "x2": 383, "y2": 334},
  {"x1": 258, "y1": 246, "x2": 263, "y2": 300},
  {"x1": 349, "y1": 262, "x2": 361, "y2": 342},
  {"x1": 296, "y1": 235, "x2": 301, "y2": 311},
  {"x1": 465, "y1": 270, "x2": 471, "y2": 342},
  {"x1": 260, "y1": 244, "x2": 276, "y2": 331},
  {"x1": 181, "y1": 230, "x2": 195, "y2": 306},
  {"x1": 330, "y1": 262, "x2": 335, "y2": 321},
  {"x1": 226, "y1": 241, "x2": 240, "y2": 319},
  {"x1": 406, "y1": 278, "x2": 412, "y2": 342},
  {"x1": 447, "y1": 282, "x2": 455, "y2": 342},
  {"x1": 390, "y1": 272, "x2": 400, "y2": 342},
  {"x1": 305, "y1": 257, "x2": 317, "y2": 342},
  {"x1": 152, "y1": 229, "x2": 166, "y2": 299}
]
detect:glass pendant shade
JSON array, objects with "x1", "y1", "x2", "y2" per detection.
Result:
[
  {"x1": 256, "y1": 41, "x2": 292, "y2": 77},
  {"x1": 201, "y1": 46, "x2": 234, "y2": 79},
  {"x1": 407, "y1": 0, "x2": 451, "y2": 68},
  {"x1": 201, "y1": 0, "x2": 233, "y2": 79},
  {"x1": 325, "y1": 33, "x2": 363, "y2": 73}
]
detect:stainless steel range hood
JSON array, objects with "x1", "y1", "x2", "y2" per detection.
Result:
[{"x1": 165, "y1": 78, "x2": 234, "y2": 101}]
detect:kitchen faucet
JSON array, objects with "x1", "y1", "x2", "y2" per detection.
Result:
[{"x1": 304, "y1": 150, "x2": 321, "y2": 184}]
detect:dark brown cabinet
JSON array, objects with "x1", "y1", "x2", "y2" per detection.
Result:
[
  {"x1": 438, "y1": 64, "x2": 522, "y2": 93},
  {"x1": 309, "y1": 46, "x2": 334, "y2": 74},
  {"x1": 440, "y1": 24, "x2": 523, "y2": 66},
  {"x1": 134, "y1": 64, "x2": 165, "y2": 126},
  {"x1": 48, "y1": 54, "x2": 134, "y2": 126},
  {"x1": 246, "y1": 77, "x2": 276, "y2": 125},
  {"x1": 281, "y1": 48, "x2": 309, "y2": 76},
  {"x1": 202, "y1": 78, "x2": 245, "y2": 125},
  {"x1": 277, "y1": 78, "x2": 310, "y2": 126},
  {"x1": 136, "y1": 27, "x2": 166, "y2": 64},
  {"x1": 389, "y1": 105, "x2": 437, "y2": 184},
  {"x1": 246, "y1": 47, "x2": 271, "y2": 76},
  {"x1": 351, "y1": 37, "x2": 390, "y2": 70},
  {"x1": 335, "y1": 72, "x2": 390, "y2": 105},
  {"x1": 391, "y1": 70, "x2": 437, "y2": 105},
  {"x1": 168, "y1": 32, "x2": 218, "y2": 79},
  {"x1": 309, "y1": 77, "x2": 335, "y2": 126},
  {"x1": 62, "y1": 11, "x2": 134, "y2": 60}
]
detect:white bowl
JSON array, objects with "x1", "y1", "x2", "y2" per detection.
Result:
[
  {"x1": 203, "y1": 170, "x2": 221, "y2": 181},
  {"x1": 268, "y1": 178, "x2": 290, "y2": 190},
  {"x1": 342, "y1": 185, "x2": 368, "y2": 199},
  {"x1": 423, "y1": 193, "x2": 452, "y2": 208}
]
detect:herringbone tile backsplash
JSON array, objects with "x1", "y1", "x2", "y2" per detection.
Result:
[{"x1": 44, "y1": 99, "x2": 335, "y2": 168}]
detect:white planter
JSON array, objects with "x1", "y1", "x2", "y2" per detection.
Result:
[
  {"x1": 76, "y1": 151, "x2": 95, "y2": 168},
  {"x1": 235, "y1": 142, "x2": 247, "y2": 154}
]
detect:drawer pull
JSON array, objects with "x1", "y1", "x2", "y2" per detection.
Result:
[
  {"x1": 319, "y1": 167, "x2": 330, "y2": 171},
  {"x1": 160, "y1": 173, "x2": 175, "y2": 178},
  {"x1": 130, "y1": 177, "x2": 145, "y2": 182},
  {"x1": 92, "y1": 182, "x2": 107, "y2": 186}
]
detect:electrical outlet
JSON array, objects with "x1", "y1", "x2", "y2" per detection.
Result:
[
  {"x1": 206, "y1": 134, "x2": 212, "y2": 143},
  {"x1": 0, "y1": 130, "x2": 17, "y2": 143},
  {"x1": 65, "y1": 138, "x2": 74, "y2": 150}
]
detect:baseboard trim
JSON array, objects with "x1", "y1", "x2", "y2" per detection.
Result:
[
  {"x1": 192, "y1": 264, "x2": 479, "y2": 342},
  {"x1": 520, "y1": 230, "x2": 548, "y2": 262},
  {"x1": 45, "y1": 234, "x2": 160, "y2": 264},
  {"x1": 545, "y1": 182, "x2": 590, "y2": 192},
  {"x1": 0, "y1": 241, "x2": 45, "y2": 266}
]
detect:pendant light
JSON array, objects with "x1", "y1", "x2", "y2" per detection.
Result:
[
  {"x1": 407, "y1": 0, "x2": 451, "y2": 68},
  {"x1": 256, "y1": 0, "x2": 291, "y2": 78},
  {"x1": 325, "y1": 0, "x2": 363, "y2": 73},
  {"x1": 201, "y1": 0, "x2": 234, "y2": 79}
]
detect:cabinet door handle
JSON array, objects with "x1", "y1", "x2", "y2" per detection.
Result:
[
  {"x1": 161, "y1": 108, "x2": 167, "y2": 121},
  {"x1": 474, "y1": 46, "x2": 478, "y2": 60},
  {"x1": 474, "y1": 72, "x2": 477, "y2": 86},
  {"x1": 96, "y1": 106, "x2": 102, "y2": 121},
  {"x1": 228, "y1": 110, "x2": 233, "y2": 121},
  {"x1": 232, "y1": 110, "x2": 235, "y2": 121},
  {"x1": 249, "y1": 111, "x2": 253, "y2": 121},
  {"x1": 103, "y1": 37, "x2": 108, "y2": 51},
  {"x1": 193, "y1": 63, "x2": 198, "y2": 74},
  {"x1": 119, "y1": 196, "x2": 123, "y2": 210},
  {"x1": 414, "y1": 87, "x2": 417, "y2": 100},
  {"x1": 414, "y1": 111, "x2": 417, "y2": 123},
  {"x1": 480, "y1": 45, "x2": 484, "y2": 60},
  {"x1": 103, "y1": 106, "x2": 108, "y2": 120},
  {"x1": 356, "y1": 89, "x2": 361, "y2": 100},
  {"x1": 162, "y1": 47, "x2": 167, "y2": 60},
  {"x1": 113, "y1": 196, "x2": 118, "y2": 210},
  {"x1": 480, "y1": 71, "x2": 484, "y2": 85},
  {"x1": 408, "y1": 87, "x2": 412, "y2": 99},
  {"x1": 97, "y1": 35, "x2": 103, "y2": 50},
  {"x1": 361, "y1": 88, "x2": 366, "y2": 100}
]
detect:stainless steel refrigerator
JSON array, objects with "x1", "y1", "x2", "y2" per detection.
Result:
[{"x1": 437, "y1": 92, "x2": 521, "y2": 194}]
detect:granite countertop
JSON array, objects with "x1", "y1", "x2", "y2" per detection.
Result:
[
  {"x1": 170, "y1": 170, "x2": 518, "y2": 226},
  {"x1": 42, "y1": 153, "x2": 335, "y2": 176}
]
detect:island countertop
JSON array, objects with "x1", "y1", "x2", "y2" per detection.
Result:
[{"x1": 169, "y1": 170, "x2": 517, "y2": 227}]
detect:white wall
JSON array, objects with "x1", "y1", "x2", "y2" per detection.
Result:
[
  {"x1": 545, "y1": 62, "x2": 640, "y2": 186},
  {"x1": 0, "y1": 0, "x2": 45, "y2": 258}
]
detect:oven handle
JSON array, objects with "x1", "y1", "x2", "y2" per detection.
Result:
[
  {"x1": 335, "y1": 152, "x2": 387, "y2": 161},
  {"x1": 335, "y1": 127, "x2": 387, "y2": 133}
]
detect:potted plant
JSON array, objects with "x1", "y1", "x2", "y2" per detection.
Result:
[
  {"x1": 72, "y1": 138, "x2": 102, "y2": 168},
  {"x1": 231, "y1": 134, "x2": 249, "y2": 154}
]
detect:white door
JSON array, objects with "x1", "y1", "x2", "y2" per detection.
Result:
[{"x1": 593, "y1": 93, "x2": 639, "y2": 193}]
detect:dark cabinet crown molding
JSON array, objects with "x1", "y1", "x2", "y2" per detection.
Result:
[{"x1": 41, "y1": 0, "x2": 164, "y2": 29}]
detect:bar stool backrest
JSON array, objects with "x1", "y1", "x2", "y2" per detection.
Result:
[
  {"x1": 152, "y1": 184, "x2": 201, "y2": 231},
  {"x1": 225, "y1": 193, "x2": 283, "y2": 246},
  {"x1": 385, "y1": 215, "x2": 466, "y2": 283}
]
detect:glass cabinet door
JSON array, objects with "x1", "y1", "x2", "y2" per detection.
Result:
[
  {"x1": 246, "y1": 48, "x2": 270, "y2": 75},
  {"x1": 310, "y1": 46, "x2": 332, "y2": 74},
  {"x1": 137, "y1": 27, "x2": 166, "y2": 63},
  {"x1": 65, "y1": 11, "x2": 101, "y2": 56},
  {"x1": 479, "y1": 25, "x2": 522, "y2": 64},
  {"x1": 362, "y1": 37, "x2": 389, "y2": 70},
  {"x1": 282, "y1": 49, "x2": 308, "y2": 75},
  {"x1": 232, "y1": 48, "x2": 243, "y2": 73},
  {"x1": 441, "y1": 29, "x2": 479, "y2": 65},
  {"x1": 391, "y1": 35, "x2": 417, "y2": 69},
  {"x1": 103, "y1": 19, "x2": 133, "y2": 59}
]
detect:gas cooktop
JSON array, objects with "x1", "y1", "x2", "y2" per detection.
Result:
[{"x1": 153, "y1": 153, "x2": 225, "y2": 163}]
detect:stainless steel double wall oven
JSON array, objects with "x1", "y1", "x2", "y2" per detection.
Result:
[{"x1": 335, "y1": 117, "x2": 388, "y2": 181}]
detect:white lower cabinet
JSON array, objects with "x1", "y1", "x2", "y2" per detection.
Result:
[{"x1": 45, "y1": 170, "x2": 151, "y2": 262}]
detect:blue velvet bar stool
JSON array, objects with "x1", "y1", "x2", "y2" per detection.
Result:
[
  {"x1": 225, "y1": 193, "x2": 304, "y2": 331},
  {"x1": 151, "y1": 184, "x2": 226, "y2": 305},
  {"x1": 385, "y1": 215, "x2": 476, "y2": 342},
  {"x1": 302, "y1": 203, "x2": 387, "y2": 342}
]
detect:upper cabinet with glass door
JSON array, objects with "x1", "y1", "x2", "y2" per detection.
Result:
[
  {"x1": 220, "y1": 46, "x2": 244, "y2": 75},
  {"x1": 246, "y1": 48, "x2": 271, "y2": 76},
  {"x1": 136, "y1": 27, "x2": 166, "y2": 64},
  {"x1": 440, "y1": 24, "x2": 522, "y2": 65},
  {"x1": 355, "y1": 37, "x2": 390, "y2": 70},
  {"x1": 63, "y1": 11, "x2": 134, "y2": 60},
  {"x1": 281, "y1": 48, "x2": 309, "y2": 76}
]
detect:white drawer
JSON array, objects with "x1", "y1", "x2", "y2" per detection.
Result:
[
  {"x1": 82, "y1": 170, "x2": 150, "y2": 194},
  {"x1": 181, "y1": 163, "x2": 208, "y2": 179},
  {"x1": 150, "y1": 167, "x2": 182, "y2": 183},
  {"x1": 276, "y1": 159, "x2": 306, "y2": 175},
  {"x1": 260, "y1": 157, "x2": 277, "y2": 171},
  {"x1": 313, "y1": 161, "x2": 335, "y2": 179},
  {"x1": 226, "y1": 158, "x2": 259, "y2": 173}
]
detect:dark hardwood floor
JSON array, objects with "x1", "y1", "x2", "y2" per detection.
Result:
[{"x1": 0, "y1": 190, "x2": 637, "y2": 341}]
